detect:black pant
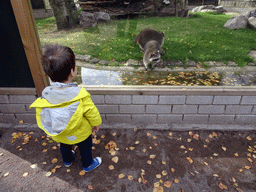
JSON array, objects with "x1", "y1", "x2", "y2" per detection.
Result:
[{"x1": 60, "y1": 135, "x2": 93, "y2": 168}]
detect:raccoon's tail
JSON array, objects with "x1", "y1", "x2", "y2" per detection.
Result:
[{"x1": 133, "y1": 36, "x2": 138, "y2": 44}]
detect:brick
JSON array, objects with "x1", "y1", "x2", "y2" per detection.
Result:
[
  {"x1": 157, "y1": 115, "x2": 182, "y2": 124},
  {"x1": 132, "y1": 95, "x2": 158, "y2": 104},
  {"x1": 213, "y1": 96, "x2": 241, "y2": 104},
  {"x1": 241, "y1": 96, "x2": 256, "y2": 104},
  {"x1": 235, "y1": 115, "x2": 256, "y2": 124},
  {"x1": 159, "y1": 96, "x2": 185, "y2": 104},
  {"x1": 105, "y1": 95, "x2": 131, "y2": 104},
  {"x1": 225, "y1": 105, "x2": 253, "y2": 114},
  {"x1": 132, "y1": 114, "x2": 157, "y2": 125},
  {"x1": 100, "y1": 114, "x2": 106, "y2": 123},
  {"x1": 96, "y1": 105, "x2": 118, "y2": 114},
  {"x1": 16, "y1": 114, "x2": 37, "y2": 124},
  {"x1": 183, "y1": 115, "x2": 208, "y2": 124},
  {"x1": 252, "y1": 107, "x2": 256, "y2": 114},
  {"x1": 105, "y1": 114, "x2": 131, "y2": 123},
  {"x1": 186, "y1": 96, "x2": 213, "y2": 104},
  {"x1": 209, "y1": 115, "x2": 235, "y2": 124},
  {"x1": 0, "y1": 104, "x2": 26, "y2": 114},
  {"x1": 25, "y1": 104, "x2": 36, "y2": 114},
  {"x1": 119, "y1": 105, "x2": 145, "y2": 114},
  {"x1": 146, "y1": 105, "x2": 171, "y2": 114},
  {"x1": 172, "y1": 105, "x2": 198, "y2": 114},
  {"x1": 9, "y1": 95, "x2": 36, "y2": 104},
  {"x1": 0, "y1": 114, "x2": 17, "y2": 123},
  {"x1": 91, "y1": 95, "x2": 104, "y2": 104},
  {"x1": 198, "y1": 105, "x2": 225, "y2": 114},
  {"x1": 0, "y1": 95, "x2": 9, "y2": 103}
]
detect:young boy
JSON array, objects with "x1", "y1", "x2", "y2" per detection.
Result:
[{"x1": 30, "y1": 44, "x2": 102, "y2": 172}]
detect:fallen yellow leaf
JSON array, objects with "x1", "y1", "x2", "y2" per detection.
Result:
[
  {"x1": 135, "y1": 141, "x2": 140, "y2": 144},
  {"x1": 45, "y1": 172, "x2": 52, "y2": 177},
  {"x1": 66, "y1": 169, "x2": 70, "y2": 172},
  {"x1": 112, "y1": 132, "x2": 116, "y2": 136},
  {"x1": 147, "y1": 160, "x2": 152, "y2": 165},
  {"x1": 55, "y1": 165, "x2": 61, "y2": 169},
  {"x1": 171, "y1": 168, "x2": 175, "y2": 172},
  {"x1": 51, "y1": 158, "x2": 58, "y2": 164},
  {"x1": 193, "y1": 134, "x2": 199, "y2": 140},
  {"x1": 4, "y1": 172, "x2": 9, "y2": 177},
  {"x1": 112, "y1": 156, "x2": 119, "y2": 163},
  {"x1": 187, "y1": 138, "x2": 192, "y2": 142},
  {"x1": 247, "y1": 136, "x2": 252, "y2": 141},
  {"x1": 109, "y1": 165, "x2": 114, "y2": 170},
  {"x1": 162, "y1": 170, "x2": 167, "y2": 176},
  {"x1": 30, "y1": 164, "x2": 37, "y2": 169},
  {"x1": 42, "y1": 162, "x2": 47, "y2": 165},
  {"x1": 219, "y1": 182, "x2": 228, "y2": 190},
  {"x1": 245, "y1": 166, "x2": 251, "y2": 170},
  {"x1": 153, "y1": 136, "x2": 157, "y2": 139},
  {"x1": 156, "y1": 174, "x2": 161, "y2": 178},
  {"x1": 42, "y1": 142, "x2": 47, "y2": 146},
  {"x1": 51, "y1": 168, "x2": 56, "y2": 173},
  {"x1": 154, "y1": 182, "x2": 160, "y2": 188},
  {"x1": 150, "y1": 154, "x2": 156, "y2": 159},
  {"x1": 169, "y1": 132, "x2": 173, "y2": 136},
  {"x1": 234, "y1": 153, "x2": 239, "y2": 157},
  {"x1": 118, "y1": 173, "x2": 125, "y2": 179},
  {"x1": 222, "y1": 146, "x2": 227, "y2": 151},
  {"x1": 42, "y1": 149, "x2": 48, "y2": 153},
  {"x1": 164, "y1": 181, "x2": 172, "y2": 188},
  {"x1": 213, "y1": 174, "x2": 219, "y2": 177},
  {"x1": 88, "y1": 185, "x2": 93, "y2": 190},
  {"x1": 79, "y1": 170, "x2": 85, "y2": 175},
  {"x1": 212, "y1": 132, "x2": 217, "y2": 137},
  {"x1": 174, "y1": 178, "x2": 179, "y2": 183},
  {"x1": 162, "y1": 161, "x2": 166, "y2": 164},
  {"x1": 147, "y1": 133, "x2": 151, "y2": 136},
  {"x1": 128, "y1": 175, "x2": 133, "y2": 180}
]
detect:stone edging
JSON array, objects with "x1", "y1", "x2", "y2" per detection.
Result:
[{"x1": 75, "y1": 51, "x2": 256, "y2": 72}]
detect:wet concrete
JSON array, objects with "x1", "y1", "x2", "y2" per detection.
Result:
[{"x1": 1, "y1": 127, "x2": 256, "y2": 191}]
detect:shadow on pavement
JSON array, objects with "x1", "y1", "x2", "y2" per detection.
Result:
[{"x1": 0, "y1": 127, "x2": 256, "y2": 191}]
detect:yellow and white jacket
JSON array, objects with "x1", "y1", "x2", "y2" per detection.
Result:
[{"x1": 30, "y1": 82, "x2": 101, "y2": 145}]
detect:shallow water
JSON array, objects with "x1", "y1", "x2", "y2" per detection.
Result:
[{"x1": 75, "y1": 67, "x2": 256, "y2": 86}]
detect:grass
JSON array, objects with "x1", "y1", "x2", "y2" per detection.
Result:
[{"x1": 36, "y1": 12, "x2": 256, "y2": 67}]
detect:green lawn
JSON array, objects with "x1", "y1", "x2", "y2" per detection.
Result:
[{"x1": 36, "y1": 12, "x2": 256, "y2": 66}]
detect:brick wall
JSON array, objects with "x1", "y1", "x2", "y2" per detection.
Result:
[
  {"x1": 1, "y1": 87, "x2": 256, "y2": 128},
  {"x1": 0, "y1": 88, "x2": 37, "y2": 124},
  {"x1": 92, "y1": 94, "x2": 256, "y2": 126}
]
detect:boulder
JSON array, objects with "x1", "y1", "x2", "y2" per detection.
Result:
[
  {"x1": 223, "y1": 14, "x2": 248, "y2": 29},
  {"x1": 80, "y1": 12, "x2": 97, "y2": 27},
  {"x1": 192, "y1": 5, "x2": 226, "y2": 13},
  {"x1": 248, "y1": 17, "x2": 256, "y2": 29},
  {"x1": 243, "y1": 9, "x2": 256, "y2": 18},
  {"x1": 93, "y1": 12, "x2": 110, "y2": 23}
]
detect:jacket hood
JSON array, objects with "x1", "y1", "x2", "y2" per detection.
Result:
[{"x1": 30, "y1": 87, "x2": 89, "y2": 108}]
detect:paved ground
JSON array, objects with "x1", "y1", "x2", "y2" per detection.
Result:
[{"x1": 0, "y1": 126, "x2": 256, "y2": 192}]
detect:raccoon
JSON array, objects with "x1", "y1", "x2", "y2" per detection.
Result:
[{"x1": 133, "y1": 28, "x2": 165, "y2": 70}]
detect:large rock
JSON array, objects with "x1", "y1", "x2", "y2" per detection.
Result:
[
  {"x1": 80, "y1": 12, "x2": 97, "y2": 27},
  {"x1": 243, "y1": 9, "x2": 256, "y2": 18},
  {"x1": 248, "y1": 17, "x2": 256, "y2": 29},
  {"x1": 224, "y1": 14, "x2": 248, "y2": 29},
  {"x1": 93, "y1": 12, "x2": 110, "y2": 23},
  {"x1": 80, "y1": 11, "x2": 110, "y2": 27}
]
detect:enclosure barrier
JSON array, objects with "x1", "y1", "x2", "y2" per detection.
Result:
[{"x1": 1, "y1": 86, "x2": 256, "y2": 130}]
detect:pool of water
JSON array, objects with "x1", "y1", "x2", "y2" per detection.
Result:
[{"x1": 74, "y1": 67, "x2": 256, "y2": 86}]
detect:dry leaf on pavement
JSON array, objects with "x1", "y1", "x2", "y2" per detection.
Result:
[
  {"x1": 154, "y1": 182, "x2": 160, "y2": 188},
  {"x1": 22, "y1": 172, "x2": 28, "y2": 177},
  {"x1": 109, "y1": 165, "x2": 114, "y2": 170},
  {"x1": 4, "y1": 172, "x2": 9, "y2": 177},
  {"x1": 174, "y1": 178, "x2": 179, "y2": 183},
  {"x1": 219, "y1": 182, "x2": 228, "y2": 190},
  {"x1": 112, "y1": 156, "x2": 119, "y2": 163},
  {"x1": 118, "y1": 173, "x2": 125, "y2": 179},
  {"x1": 66, "y1": 169, "x2": 71, "y2": 172},
  {"x1": 171, "y1": 168, "x2": 175, "y2": 172},
  {"x1": 222, "y1": 147, "x2": 227, "y2": 151},
  {"x1": 45, "y1": 172, "x2": 52, "y2": 177},
  {"x1": 147, "y1": 160, "x2": 152, "y2": 165},
  {"x1": 247, "y1": 136, "x2": 252, "y2": 141},
  {"x1": 164, "y1": 181, "x2": 172, "y2": 188},
  {"x1": 51, "y1": 158, "x2": 58, "y2": 164},
  {"x1": 128, "y1": 175, "x2": 133, "y2": 180},
  {"x1": 30, "y1": 164, "x2": 37, "y2": 169},
  {"x1": 79, "y1": 170, "x2": 85, "y2": 176},
  {"x1": 88, "y1": 185, "x2": 93, "y2": 190},
  {"x1": 162, "y1": 170, "x2": 167, "y2": 176},
  {"x1": 135, "y1": 141, "x2": 140, "y2": 144},
  {"x1": 156, "y1": 174, "x2": 161, "y2": 178},
  {"x1": 150, "y1": 154, "x2": 156, "y2": 159}
]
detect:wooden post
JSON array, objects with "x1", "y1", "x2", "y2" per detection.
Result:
[{"x1": 10, "y1": 0, "x2": 49, "y2": 96}]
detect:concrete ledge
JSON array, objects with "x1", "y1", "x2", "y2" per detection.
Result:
[
  {"x1": 1, "y1": 123, "x2": 255, "y2": 131},
  {"x1": 81, "y1": 85, "x2": 256, "y2": 96}
]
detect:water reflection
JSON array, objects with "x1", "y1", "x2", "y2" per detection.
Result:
[{"x1": 80, "y1": 67, "x2": 256, "y2": 86}]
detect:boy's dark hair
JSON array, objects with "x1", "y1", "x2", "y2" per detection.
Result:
[{"x1": 41, "y1": 44, "x2": 75, "y2": 82}]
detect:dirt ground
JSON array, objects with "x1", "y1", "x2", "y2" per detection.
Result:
[{"x1": 1, "y1": 127, "x2": 256, "y2": 191}]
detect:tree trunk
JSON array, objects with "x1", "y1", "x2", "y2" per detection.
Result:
[
  {"x1": 49, "y1": 0, "x2": 79, "y2": 30},
  {"x1": 64, "y1": 0, "x2": 79, "y2": 28}
]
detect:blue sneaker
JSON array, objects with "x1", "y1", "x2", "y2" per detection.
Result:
[
  {"x1": 64, "y1": 150, "x2": 75, "y2": 167},
  {"x1": 83, "y1": 157, "x2": 102, "y2": 172}
]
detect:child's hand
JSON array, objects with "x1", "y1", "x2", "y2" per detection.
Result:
[{"x1": 92, "y1": 126, "x2": 99, "y2": 132}]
